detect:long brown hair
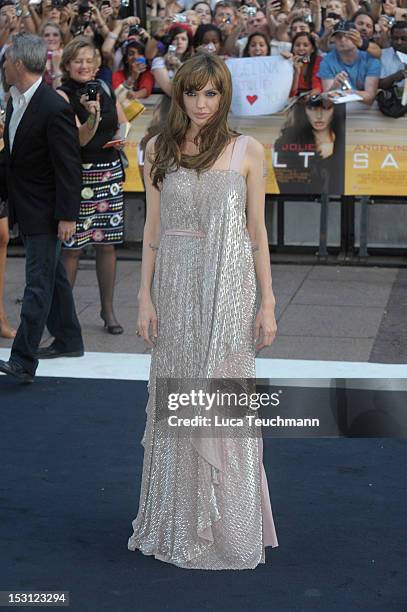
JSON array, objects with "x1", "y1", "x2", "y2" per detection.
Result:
[{"x1": 149, "y1": 53, "x2": 240, "y2": 189}]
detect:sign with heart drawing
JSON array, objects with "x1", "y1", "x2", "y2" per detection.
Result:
[{"x1": 225, "y1": 56, "x2": 293, "y2": 116}]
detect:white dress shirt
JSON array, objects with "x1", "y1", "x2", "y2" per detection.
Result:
[{"x1": 8, "y1": 77, "x2": 42, "y2": 151}]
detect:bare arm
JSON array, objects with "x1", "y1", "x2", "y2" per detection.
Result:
[
  {"x1": 137, "y1": 136, "x2": 161, "y2": 346},
  {"x1": 367, "y1": 41, "x2": 382, "y2": 59},
  {"x1": 56, "y1": 89, "x2": 101, "y2": 146},
  {"x1": 345, "y1": 0, "x2": 358, "y2": 18},
  {"x1": 322, "y1": 76, "x2": 336, "y2": 91},
  {"x1": 322, "y1": 74, "x2": 379, "y2": 105},
  {"x1": 245, "y1": 137, "x2": 277, "y2": 350},
  {"x1": 152, "y1": 67, "x2": 172, "y2": 96},
  {"x1": 145, "y1": 36, "x2": 158, "y2": 61},
  {"x1": 356, "y1": 76, "x2": 379, "y2": 105},
  {"x1": 222, "y1": 22, "x2": 245, "y2": 57},
  {"x1": 310, "y1": 0, "x2": 322, "y2": 34},
  {"x1": 20, "y1": 0, "x2": 37, "y2": 33},
  {"x1": 379, "y1": 68, "x2": 405, "y2": 89},
  {"x1": 101, "y1": 19, "x2": 123, "y2": 67}
]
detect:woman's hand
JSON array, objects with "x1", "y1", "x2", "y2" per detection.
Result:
[
  {"x1": 136, "y1": 26, "x2": 150, "y2": 41},
  {"x1": 137, "y1": 293, "x2": 158, "y2": 347},
  {"x1": 80, "y1": 91, "x2": 101, "y2": 116},
  {"x1": 280, "y1": 50, "x2": 293, "y2": 60},
  {"x1": 323, "y1": 17, "x2": 336, "y2": 32},
  {"x1": 125, "y1": 15, "x2": 141, "y2": 27},
  {"x1": 130, "y1": 60, "x2": 147, "y2": 78},
  {"x1": 292, "y1": 54, "x2": 304, "y2": 73},
  {"x1": 165, "y1": 53, "x2": 182, "y2": 71},
  {"x1": 377, "y1": 14, "x2": 391, "y2": 33},
  {"x1": 112, "y1": 139, "x2": 126, "y2": 150},
  {"x1": 254, "y1": 303, "x2": 277, "y2": 352},
  {"x1": 100, "y1": 3, "x2": 114, "y2": 20},
  {"x1": 126, "y1": 89, "x2": 141, "y2": 99}
]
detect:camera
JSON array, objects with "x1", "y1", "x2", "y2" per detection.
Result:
[
  {"x1": 85, "y1": 80, "x2": 100, "y2": 101},
  {"x1": 306, "y1": 94, "x2": 333, "y2": 109},
  {"x1": 101, "y1": 0, "x2": 110, "y2": 6},
  {"x1": 247, "y1": 6, "x2": 256, "y2": 16},
  {"x1": 301, "y1": 55, "x2": 311, "y2": 63},
  {"x1": 176, "y1": 13, "x2": 187, "y2": 22},
  {"x1": 167, "y1": 44, "x2": 177, "y2": 54},
  {"x1": 386, "y1": 15, "x2": 396, "y2": 27},
  {"x1": 51, "y1": 0, "x2": 68, "y2": 7},
  {"x1": 304, "y1": 14, "x2": 313, "y2": 24},
  {"x1": 327, "y1": 12, "x2": 341, "y2": 19},
  {"x1": 129, "y1": 24, "x2": 140, "y2": 35}
]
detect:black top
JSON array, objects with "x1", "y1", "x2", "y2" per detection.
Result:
[
  {"x1": 58, "y1": 78, "x2": 119, "y2": 164},
  {"x1": 0, "y1": 82, "x2": 82, "y2": 234}
]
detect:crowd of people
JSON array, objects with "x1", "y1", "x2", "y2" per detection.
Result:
[
  {"x1": 142, "y1": 0, "x2": 407, "y2": 106},
  {"x1": 1, "y1": 0, "x2": 407, "y2": 339}
]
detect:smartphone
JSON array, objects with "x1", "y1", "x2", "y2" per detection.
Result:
[
  {"x1": 103, "y1": 139, "x2": 125, "y2": 149},
  {"x1": 86, "y1": 80, "x2": 100, "y2": 101}
]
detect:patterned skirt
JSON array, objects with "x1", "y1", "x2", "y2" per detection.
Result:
[{"x1": 63, "y1": 159, "x2": 124, "y2": 249}]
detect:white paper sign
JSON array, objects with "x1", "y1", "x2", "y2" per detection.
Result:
[
  {"x1": 225, "y1": 56, "x2": 293, "y2": 116},
  {"x1": 396, "y1": 50, "x2": 407, "y2": 64}
]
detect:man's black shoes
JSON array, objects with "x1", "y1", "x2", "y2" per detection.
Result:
[
  {"x1": 0, "y1": 360, "x2": 34, "y2": 383},
  {"x1": 36, "y1": 344, "x2": 84, "y2": 359}
]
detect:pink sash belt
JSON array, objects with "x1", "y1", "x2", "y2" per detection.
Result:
[{"x1": 164, "y1": 229, "x2": 206, "y2": 237}]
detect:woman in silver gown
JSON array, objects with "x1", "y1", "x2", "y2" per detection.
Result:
[{"x1": 128, "y1": 53, "x2": 279, "y2": 570}]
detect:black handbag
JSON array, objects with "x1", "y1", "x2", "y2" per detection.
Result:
[{"x1": 377, "y1": 85, "x2": 407, "y2": 118}]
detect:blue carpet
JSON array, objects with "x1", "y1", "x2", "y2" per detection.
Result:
[{"x1": 0, "y1": 377, "x2": 406, "y2": 612}]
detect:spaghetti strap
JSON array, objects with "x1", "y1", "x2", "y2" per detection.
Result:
[{"x1": 229, "y1": 134, "x2": 249, "y2": 174}]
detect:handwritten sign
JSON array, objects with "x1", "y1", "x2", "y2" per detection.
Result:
[{"x1": 225, "y1": 56, "x2": 293, "y2": 116}]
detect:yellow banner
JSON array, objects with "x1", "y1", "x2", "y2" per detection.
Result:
[{"x1": 345, "y1": 108, "x2": 407, "y2": 196}]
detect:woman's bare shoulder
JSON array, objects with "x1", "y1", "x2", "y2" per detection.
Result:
[{"x1": 244, "y1": 134, "x2": 265, "y2": 158}]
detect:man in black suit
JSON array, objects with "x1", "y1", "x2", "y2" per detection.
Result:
[{"x1": 0, "y1": 33, "x2": 84, "y2": 383}]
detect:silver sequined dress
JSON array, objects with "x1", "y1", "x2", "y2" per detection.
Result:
[{"x1": 128, "y1": 134, "x2": 279, "y2": 570}]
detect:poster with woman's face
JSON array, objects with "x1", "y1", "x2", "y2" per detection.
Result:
[{"x1": 272, "y1": 99, "x2": 346, "y2": 196}]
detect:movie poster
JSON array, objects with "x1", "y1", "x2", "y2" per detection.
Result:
[
  {"x1": 124, "y1": 100, "x2": 407, "y2": 197},
  {"x1": 345, "y1": 107, "x2": 407, "y2": 196}
]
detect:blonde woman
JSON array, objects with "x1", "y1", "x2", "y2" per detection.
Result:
[
  {"x1": 56, "y1": 37, "x2": 127, "y2": 334},
  {"x1": 40, "y1": 22, "x2": 64, "y2": 89},
  {"x1": 128, "y1": 53, "x2": 279, "y2": 570}
]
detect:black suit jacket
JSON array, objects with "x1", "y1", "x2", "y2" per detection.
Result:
[{"x1": 0, "y1": 81, "x2": 81, "y2": 234}]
